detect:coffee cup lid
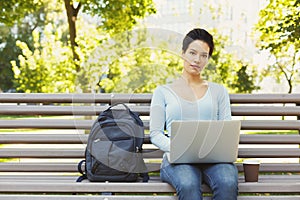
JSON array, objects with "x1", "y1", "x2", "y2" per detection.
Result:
[{"x1": 243, "y1": 159, "x2": 260, "y2": 164}]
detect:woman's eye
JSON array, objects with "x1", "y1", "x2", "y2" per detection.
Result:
[{"x1": 189, "y1": 51, "x2": 196, "y2": 55}]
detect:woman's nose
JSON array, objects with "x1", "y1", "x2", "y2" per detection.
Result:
[{"x1": 194, "y1": 56, "x2": 201, "y2": 63}]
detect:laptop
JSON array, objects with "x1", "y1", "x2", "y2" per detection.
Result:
[{"x1": 166, "y1": 120, "x2": 241, "y2": 164}]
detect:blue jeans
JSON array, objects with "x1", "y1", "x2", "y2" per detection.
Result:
[{"x1": 160, "y1": 155, "x2": 238, "y2": 200}]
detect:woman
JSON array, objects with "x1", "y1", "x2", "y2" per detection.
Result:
[{"x1": 149, "y1": 28, "x2": 238, "y2": 200}]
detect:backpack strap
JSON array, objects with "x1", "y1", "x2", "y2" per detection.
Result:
[
  {"x1": 77, "y1": 160, "x2": 86, "y2": 174},
  {"x1": 76, "y1": 175, "x2": 87, "y2": 182},
  {"x1": 108, "y1": 103, "x2": 130, "y2": 110},
  {"x1": 76, "y1": 160, "x2": 87, "y2": 182},
  {"x1": 141, "y1": 172, "x2": 150, "y2": 182}
]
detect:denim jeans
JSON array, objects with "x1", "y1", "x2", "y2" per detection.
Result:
[{"x1": 160, "y1": 155, "x2": 238, "y2": 200}]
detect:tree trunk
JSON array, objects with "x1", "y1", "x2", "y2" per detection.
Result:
[{"x1": 63, "y1": 0, "x2": 81, "y2": 71}]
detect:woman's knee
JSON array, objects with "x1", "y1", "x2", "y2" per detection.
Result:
[{"x1": 176, "y1": 180, "x2": 202, "y2": 200}]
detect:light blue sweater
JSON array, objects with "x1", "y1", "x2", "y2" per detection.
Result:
[{"x1": 149, "y1": 82, "x2": 232, "y2": 152}]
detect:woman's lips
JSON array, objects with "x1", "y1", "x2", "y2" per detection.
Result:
[{"x1": 190, "y1": 65, "x2": 202, "y2": 70}]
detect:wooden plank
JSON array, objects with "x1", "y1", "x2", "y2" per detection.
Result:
[
  {"x1": 239, "y1": 134, "x2": 300, "y2": 144},
  {"x1": 240, "y1": 120, "x2": 300, "y2": 130},
  {"x1": 2, "y1": 93, "x2": 300, "y2": 104},
  {"x1": 238, "y1": 182, "x2": 300, "y2": 193},
  {"x1": 0, "y1": 119, "x2": 93, "y2": 129},
  {"x1": 0, "y1": 163, "x2": 78, "y2": 172},
  {"x1": 0, "y1": 162, "x2": 299, "y2": 173},
  {"x1": 0, "y1": 105, "x2": 151, "y2": 116},
  {"x1": 0, "y1": 174, "x2": 299, "y2": 183},
  {"x1": 231, "y1": 106, "x2": 300, "y2": 116},
  {"x1": 0, "y1": 134, "x2": 88, "y2": 144},
  {"x1": 0, "y1": 195, "x2": 179, "y2": 200},
  {"x1": 1, "y1": 134, "x2": 299, "y2": 145},
  {"x1": 0, "y1": 195, "x2": 299, "y2": 200},
  {"x1": 0, "y1": 162, "x2": 297, "y2": 173},
  {"x1": 0, "y1": 148, "x2": 299, "y2": 158},
  {"x1": 237, "y1": 148, "x2": 300, "y2": 158},
  {"x1": 229, "y1": 93, "x2": 300, "y2": 104},
  {"x1": 0, "y1": 93, "x2": 152, "y2": 104},
  {"x1": 1, "y1": 119, "x2": 300, "y2": 130},
  {"x1": 236, "y1": 163, "x2": 300, "y2": 172},
  {"x1": 0, "y1": 182, "x2": 298, "y2": 193},
  {"x1": 0, "y1": 182, "x2": 176, "y2": 193},
  {"x1": 0, "y1": 162, "x2": 160, "y2": 173},
  {"x1": 1, "y1": 105, "x2": 300, "y2": 116}
]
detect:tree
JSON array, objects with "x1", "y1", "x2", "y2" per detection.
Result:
[
  {"x1": 255, "y1": 0, "x2": 300, "y2": 93},
  {"x1": 0, "y1": 4, "x2": 50, "y2": 92},
  {"x1": 64, "y1": 0, "x2": 156, "y2": 63},
  {"x1": 203, "y1": 29, "x2": 260, "y2": 93},
  {"x1": 2, "y1": 0, "x2": 156, "y2": 92},
  {"x1": 97, "y1": 27, "x2": 259, "y2": 94},
  {"x1": 90, "y1": 27, "x2": 182, "y2": 93},
  {"x1": 0, "y1": 1, "x2": 44, "y2": 26},
  {"x1": 11, "y1": 26, "x2": 77, "y2": 93},
  {"x1": 0, "y1": 0, "x2": 156, "y2": 62}
]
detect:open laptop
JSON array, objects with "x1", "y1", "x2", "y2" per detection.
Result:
[{"x1": 166, "y1": 120, "x2": 241, "y2": 164}]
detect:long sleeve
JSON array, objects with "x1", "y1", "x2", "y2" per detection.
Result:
[
  {"x1": 149, "y1": 87, "x2": 170, "y2": 152},
  {"x1": 217, "y1": 85, "x2": 232, "y2": 120}
]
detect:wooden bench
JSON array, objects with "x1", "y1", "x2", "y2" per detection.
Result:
[{"x1": 0, "y1": 93, "x2": 299, "y2": 199}]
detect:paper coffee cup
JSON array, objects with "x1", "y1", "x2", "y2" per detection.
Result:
[{"x1": 243, "y1": 160, "x2": 260, "y2": 182}]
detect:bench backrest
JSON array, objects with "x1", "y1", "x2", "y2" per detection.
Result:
[{"x1": 0, "y1": 93, "x2": 299, "y2": 174}]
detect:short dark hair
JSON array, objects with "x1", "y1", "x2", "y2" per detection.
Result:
[{"x1": 182, "y1": 28, "x2": 214, "y2": 57}]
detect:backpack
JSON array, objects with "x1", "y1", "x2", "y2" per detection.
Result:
[{"x1": 77, "y1": 103, "x2": 149, "y2": 182}]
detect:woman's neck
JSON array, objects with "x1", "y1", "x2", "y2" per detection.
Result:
[{"x1": 181, "y1": 73, "x2": 204, "y2": 85}]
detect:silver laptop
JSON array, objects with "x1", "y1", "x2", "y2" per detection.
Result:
[{"x1": 167, "y1": 120, "x2": 241, "y2": 164}]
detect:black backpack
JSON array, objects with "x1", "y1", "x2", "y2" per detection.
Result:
[{"x1": 77, "y1": 103, "x2": 149, "y2": 182}]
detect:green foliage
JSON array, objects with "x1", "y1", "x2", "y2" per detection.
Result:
[
  {"x1": 231, "y1": 65, "x2": 260, "y2": 93},
  {"x1": 75, "y1": 19, "x2": 109, "y2": 92},
  {"x1": 11, "y1": 27, "x2": 77, "y2": 93},
  {"x1": 98, "y1": 27, "x2": 259, "y2": 94},
  {"x1": 255, "y1": 0, "x2": 300, "y2": 93},
  {"x1": 97, "y1": 28, "x2": 182, "y2": 93},
  {"x1": 0, "y1": 0, "x2": 45, "y2": 26},
  {"x1": 80, "y1": 0, "x2": 156, "y2": 33},
  {"x1": 203, "y1": 29, "x2": 259, "y2": 93},
  {"x1": 0, "y1": 3, "x2": 50, "y2": 92},
  {"x1": 3, "y1": 0, "x2": 156, "y2": 93},
  {"x1": 5, "y1": 0, "x2": 259, "y2": 94}
]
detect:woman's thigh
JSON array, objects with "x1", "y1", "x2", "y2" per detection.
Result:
[
  {"x1": 160, "y1": 156, "x2": 202, "y2": 189},
  {"x1": 202, "y1": 163, "x2": 238, "y2": 184},
  {"x1": 202, "y1": 163, "x2": 238, "y2": 198}
]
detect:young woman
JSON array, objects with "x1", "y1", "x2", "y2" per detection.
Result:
[{"x1": 150, "y1": 28, "x2": 238, "y2": 200}]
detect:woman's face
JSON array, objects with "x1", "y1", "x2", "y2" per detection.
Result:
[{"x1": 182, "y1": 40, "x2": 210, "y2": 75}]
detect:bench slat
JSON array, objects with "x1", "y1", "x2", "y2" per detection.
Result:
[
  {"x1": 0, "y1": 195, "x2": 299, "y2": 200},
  {"x1": 0, "y1": 93, "x2": 153, "y2": 104},
  {"x1": 0, "y1": 162, "x2": 299, "y2": 173},
  {"x1": 231, "y1": 106, "x2": 300, "y2": 116},
  {"x1": 0, "y1": 148, "x2": 299, "y2": 158},
  {"x1": 0, "y1": 105, "x2": 151, "y2": 116},
  {"x1": 0, "y1": 119, "x2": 93, "y2": 129},
  {"x1": 0, "y1": 175, "x2": 299, "y2": 183},
  {"x1": 1, "y1": 134, "x2": 300, "y2": 144},
  {"x1": 229, "y1": 93, "x2": 300, "y2": 104},
  {"x1": 1, "y1": 105, "x2": 300, "y2": 116},
  {"x1": 2, "y1": 93, "x2": 300, "y2": 104},
  {"x1": 0, "y1": 195, "x2": 179, "y2": 200},
  {"x1": 1, "y1": 119, "x2": 300, "y2": 130},
  {"x1": 240, "y1": 120, "x2": 300, "y2": 130},
  {"x1": 0, "y1": 182, "x2": 299, "y2": 193},
  {"x1": 239, "y1": 134, "x2": 300, "y2": 144}
]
